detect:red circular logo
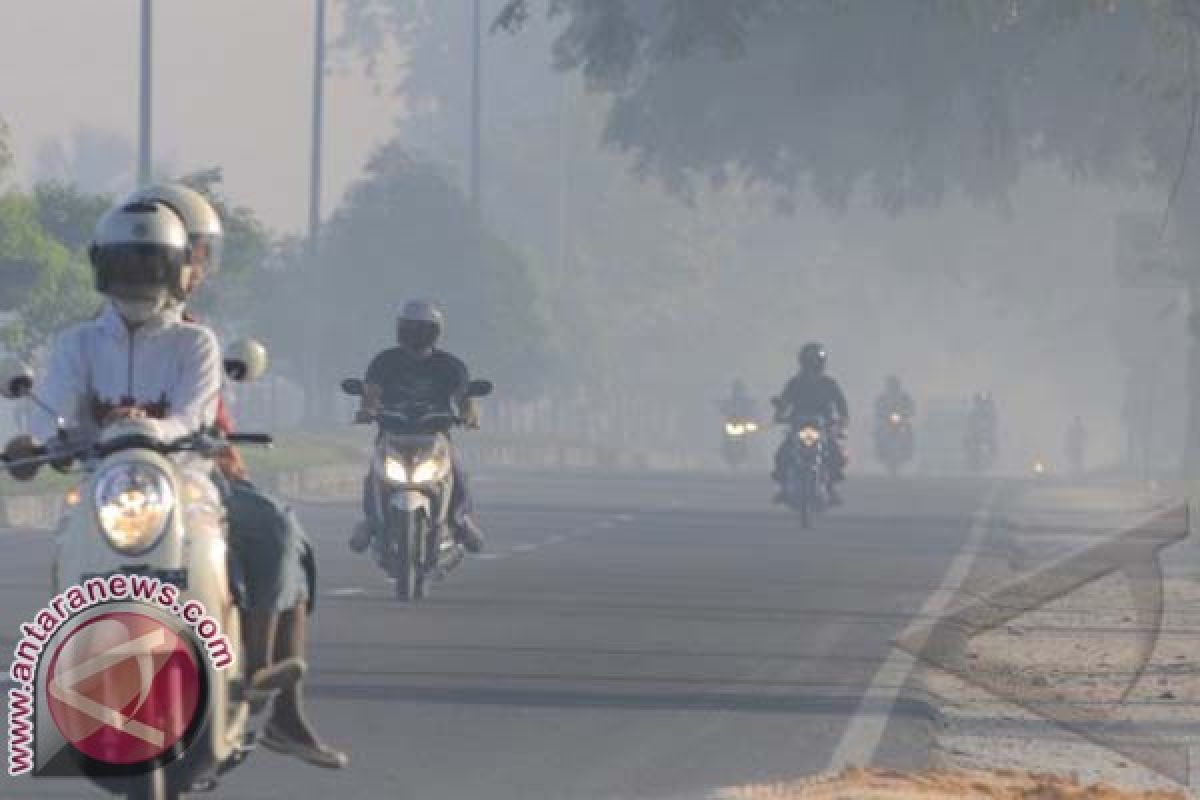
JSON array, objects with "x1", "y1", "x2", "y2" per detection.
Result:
[{"x1": 45, "y1": 611, "x2": 202, "y2": 766}]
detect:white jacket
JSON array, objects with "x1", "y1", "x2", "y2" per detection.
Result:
[{"x1": 32, "y1": 303, "x2": 221, "y2": 445}]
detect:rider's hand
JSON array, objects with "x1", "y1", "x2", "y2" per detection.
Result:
[
  {"x1": 460, "y1": 398, "x2": 481, "y2": 430},
  {"x1": 4, "y1": 435, "x2": 41, "y2": 482},
  {"x1": 103, "y1": 406, "x2": 147, "y2": 425},
  {"x1": 354, "y1": 409, "x2": 374, "y2": 424},
  {"x1": 216, "y1": 446, "x2": 249, "y2": 481}
]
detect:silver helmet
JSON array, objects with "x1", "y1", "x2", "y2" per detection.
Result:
[
  {"x1": 89, "y1": 201, "x2": 190, "y2": 323},
  {"x1": 396, "y1": 299, "x2": 445, "y2": 353},
  {"x1": 125, "y1": 182, "x2": 223, "y2": 296}
]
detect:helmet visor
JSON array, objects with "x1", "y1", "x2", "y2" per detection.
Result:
[
  {"x1": 94, "y1": 243, "x2": 185, "y2": 296},
  {"x1": 397, "y1": 319, "x2": 441, "y2": 351}
]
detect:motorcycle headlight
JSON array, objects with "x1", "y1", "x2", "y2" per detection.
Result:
[
  {"x1": 93, "y1": 463, "x2": 175, "y2": 555},
  {"x1": 725, "y1": 422, "x2": 745, "y2": 436},
  {"x1": 797, "y1": 427, "x2": 822, "y2": 447},
  {"x1": 410, "y1": 454, "x2": 451, "y2": 484},
  {"x1": 744, "y1": 422, "x2": 759, "y2": 433},
  {"x1": 382, "y1": 456, "x2": 408, "y2": 484},
  {"x1": 889, "y1": 413, "x2": 902, "y2": 424}
]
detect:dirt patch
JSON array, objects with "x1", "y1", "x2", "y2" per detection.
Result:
[{"x1": 719, "y1": 767, "x2": 1188, "y2": 799}]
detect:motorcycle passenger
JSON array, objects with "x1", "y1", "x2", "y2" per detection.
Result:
[
  {"x1": 722, "y1": 379, "x2": 759, "y2": 421},
  {"x1": 874, "y1": 375, "x2": 915, "y2": 423},
  {"x1": 349, "y1": 300, "x2": 485, "y2": 554},
  {"x1": 771, "y1": 343, "x2": 849, "y2": 504},
  {"x1": 126, "y1": 184, "x2": 346, "y2": 769}
]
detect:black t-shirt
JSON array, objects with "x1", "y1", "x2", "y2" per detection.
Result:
[
  {"x1": 365, "y1": 347, "x2": 469, "y2": 408},
  {"x1": 779, "y1": 373, "x2": 849, "y2": 423}
]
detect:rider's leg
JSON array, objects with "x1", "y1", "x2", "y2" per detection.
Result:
[
  {"x1": 225, "y1": 480, "x2": 308, "y2": 691},
  {"x1": 348, "y1": 475, "x2": 375, "y2": 553},
  {"x1": 448, "y1": 456, "x2": 484, "y2": 553},
  {"x1": 262, "y1": 606, "x2": 348, "y2": 769}
]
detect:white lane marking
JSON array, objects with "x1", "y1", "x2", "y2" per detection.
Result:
[
  {"x1": 510, "y1": 543, "x2": 538, "y2": 553},
  {"x1": 827, "y1": 487, "x2": 997, "y2": 771},
  {"x1": 476, "y1": 552, "x2": 508, "y2": 561},
  {"x1": 328, "y1": 587, "x2": 366, "y2": 597}
]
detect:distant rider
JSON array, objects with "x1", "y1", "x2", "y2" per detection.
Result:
[
  {"x1": 1066, "y1": 415, "x2": 1087, "y2": 475},
  {"x1": 722, "y1": 379, "x2": 759, "y2": 421},
  {"x1": 874, "y1": 375, "x2": 915, "y2": 423},
  {"x1": 771, "y1": 343, "x2": 849, "y2": 504},
  {"x1": 349, "y1": 300, "x2": 485, "y2": 554}
]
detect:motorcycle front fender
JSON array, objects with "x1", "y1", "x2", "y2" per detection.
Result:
[{"x1": 389, "y1": 489, "x2": 431, "y2": 517}]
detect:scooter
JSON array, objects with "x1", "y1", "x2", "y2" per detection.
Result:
[
  {"x1": 1, "y1": 341, "x2": 271, "y2": 800},
  {"x1": 874, "y1": 410, "x2": 914, "y2": 476},
  {"x1": 341, "y1": 378, "x2": 492, "y2": 602},
  {"x1": 721, "y1": 417, "x2": 759, "y2": 468}
]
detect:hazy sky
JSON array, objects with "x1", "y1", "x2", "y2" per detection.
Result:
[{"x1": 0, "y1": 1, "x2": 403, "y2": 232}]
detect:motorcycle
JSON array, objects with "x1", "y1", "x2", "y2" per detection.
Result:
[
  {"x1": 0, "y1": 342, "x2": 271, "y2": 800},
  {"x1": 964, "y1": 427, "x2": 997, "y2": 474},
  {"x1": 341, "y1": 378, "x2": 492, "y2": 602},
  {"x1": 874, "y1": 410, "x2": 914, "y2": 476},
  {"x1": 778, "y1": 416, "x2": 832, "y2": 528},
  {"x1": 721, "y1": 417, "x2": 759, "y2": 468}
]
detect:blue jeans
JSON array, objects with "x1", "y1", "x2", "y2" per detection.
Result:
[{"x1": 219, "y1": 476, "x2": 316, "y2": 613}]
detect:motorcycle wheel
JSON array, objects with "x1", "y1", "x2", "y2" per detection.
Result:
[
  {"x1": 798, "y1": 471, "x2": 814, "y2": 529},
  {"x1": 392, "y1": 513, "x2": 424, "y2": 602}
]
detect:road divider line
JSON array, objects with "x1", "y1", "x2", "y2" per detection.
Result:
[{"x1": 827, "y1": 486, "x2": 997, "y2": 771}]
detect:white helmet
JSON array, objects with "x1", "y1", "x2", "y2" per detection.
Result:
[
  {"x1": 396, "y1": 299, "x2": 445, "y2": 353},
  {"x1": 90, "y1": 200, "x2": 190, "y2": 299},
  {"x1": 125, "y1": 183, "x2": 223, "y2": 295}
]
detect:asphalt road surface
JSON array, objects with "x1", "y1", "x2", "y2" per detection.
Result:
[{"x1": 0, "y1": 471, "x2": 997, "y2": 799}]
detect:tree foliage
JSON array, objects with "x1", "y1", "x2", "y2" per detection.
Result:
[
  {"x1": 260, "y1": 140, "x2": 553, "y2": 395},
  {"x1": 486, "y1": 0, "x2": 1193, "y2": 214}
]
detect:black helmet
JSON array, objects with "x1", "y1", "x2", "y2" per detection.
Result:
[{"x1": 799, "y1": 342, "x2": 827, "y2": 374}]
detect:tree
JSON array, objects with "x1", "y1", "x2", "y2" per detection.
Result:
[
  {"x1": 261, "y1": 141, "x2": 553, "y2": 398},
  {"x1": 0, "y1": 191, "x2": 99, "y2": 357},
  {"x1": 33, "y1": 182, "x2": 112, "y2": 253}
]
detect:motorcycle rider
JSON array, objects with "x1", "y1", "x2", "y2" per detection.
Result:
[
  {"x1": 721, "y1": 378, "x2": 759, "y2": 421},
  {"x1": 874, "y1": 375, "x2": 915, "y2": 423},
  {"x1": 349, "y1": 300, "x2": 485, "y2": 554},
  {"x1": 122, "y1": 184, "x2": 347, "y2": 769},
  {"x1": 771, "y1": 342, "x2": 849, "y2": 504},
  {"x1": 1066, "y1": 415, "x2": 1087, "y2": 475}
]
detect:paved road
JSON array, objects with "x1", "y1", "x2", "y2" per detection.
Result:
[{"x1": 0, "y1": 472, "x2": 996, "y2": 799}]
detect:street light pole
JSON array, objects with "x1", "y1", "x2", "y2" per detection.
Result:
[
  {"x1": 137, "y1": 0, "x2": 153, "y2": 186},
  {"x1": 306, "y1": 0, "x2": 327, "y2": 421},
  {"x1": 470, "y1": 0, "x2": 482, "y2": 215},
  {"x1": 309, "y1": 0, "x2": 326, "y2": 247}
]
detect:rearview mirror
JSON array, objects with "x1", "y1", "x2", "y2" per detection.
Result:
[
  {"x1": 341, "y1": 379, "x2": 364, "y2": 397},
  {"x1": 0, "y1": 357, "x2": 34, "y2": 400},
  {"x1": 224, "y1": 339, "x2": 269, "y2": 383},
  {"x1": 466, "y1": 379, "x2": 493, "y2": 399}
]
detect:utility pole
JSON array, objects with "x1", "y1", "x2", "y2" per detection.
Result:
[
  {"x1": 470, "y1": 0, "x2": 482, "y2": 214},
  {"x1": 306, "y1": 0, "x2": 327, "y2": 421},
  {"x1": 137, "y1": 0, "x2": 153, "y2": 186},
  {"x1": 309, "y1": 0, "x2": 326, "y2": 248}
]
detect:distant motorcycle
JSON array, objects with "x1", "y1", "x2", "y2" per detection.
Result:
[
  {"x1": 722, "y1": 417, "x2": 759, "y2": 468},
  {"x1": 777, "y1": 416, "x2": 832, "y2": 528},
  {"x1": 964, "y1": 428, "x2": 996, "y2": 474},
  {"x1": 874, "y1": 410, "x2": 914, "y2": 475},
  {"x1": 341, "y1": 378, "x2": 492, "y2": 602}
]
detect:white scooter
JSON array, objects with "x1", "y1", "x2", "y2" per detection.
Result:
[{"x1": 1, "y1": 341, "x2": 271, "y2": 800}]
